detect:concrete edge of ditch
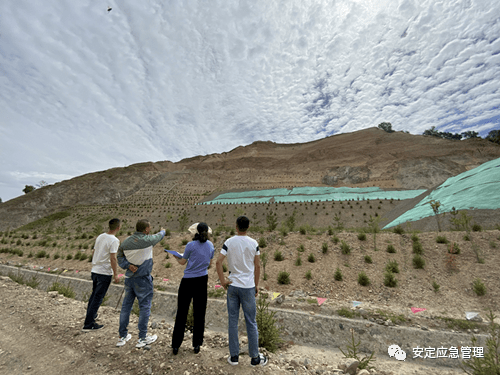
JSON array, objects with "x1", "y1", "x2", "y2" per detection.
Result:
[{"x1": 0, "y1": 264, "x2": 487, "y2": 368}]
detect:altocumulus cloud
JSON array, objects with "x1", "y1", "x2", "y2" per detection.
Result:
[{"x1": 0, "y1": 0, "x2": 499, "y2": 201}]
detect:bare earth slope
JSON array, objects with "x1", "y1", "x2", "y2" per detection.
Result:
[{"x1": 1, "y1": 128, "x2": 500, "y2": 231}]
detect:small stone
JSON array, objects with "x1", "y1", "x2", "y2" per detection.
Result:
[{"x1": 146, "y1": 367, "x2": 153, "y2": 375}]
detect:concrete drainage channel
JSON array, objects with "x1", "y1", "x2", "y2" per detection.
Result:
[{"x1": 0, "y1": 264, "x2": 486, "y2": 369}]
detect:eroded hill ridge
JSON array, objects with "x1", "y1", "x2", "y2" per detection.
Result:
[{"x1": 1, "y1": 127, "x2": 500, "y2": 230}]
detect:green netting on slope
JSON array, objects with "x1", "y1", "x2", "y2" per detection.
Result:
[
  {"x1": 212, "y1": 188, "x2": 291, "y2": 199},
  {"x1": 200, "y1": 186, "x2": 426, "y2": 205},
  {"x1": 383, "y1": 157, "x2": 500, "y2": 229}
]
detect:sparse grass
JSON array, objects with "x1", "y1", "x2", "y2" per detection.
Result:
[
  {"x1": 208, "y1": 287, "x2": 225, "y2": 298},
  {"x1": 337, "y1": 307, "x2": 360, "y2": 319},
  {"x1": 297, "y1": 244, "x2": 305, "y2": 252},
  {"x1": 164, "y1": 262, "x2": 172, "y2": 268},
  {"x1": 48, "y1": 282, "x2": 75, "y2": 299}
]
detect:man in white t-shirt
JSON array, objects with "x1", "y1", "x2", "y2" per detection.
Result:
[
  {"x1": 82, "y1": 218, "x2": 121, "y2": 331},
  {"x1": 216, "y1": 216, "x2": 268, "y2": 367}
]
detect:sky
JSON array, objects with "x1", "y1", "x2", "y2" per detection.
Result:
[{"x1": 1, "y1": 0, "x2": 500, "y2": 202}]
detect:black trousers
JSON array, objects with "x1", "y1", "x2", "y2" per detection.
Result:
[
  {"x1": 172, "y1": 275, "x2": 208, "y2": 348},
  {"x1": 83, "y1": 273, "x2": 112, "y2": 328}
]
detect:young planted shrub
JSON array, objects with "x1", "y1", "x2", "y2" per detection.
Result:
[
  {"x1": 386, "y1": 244, "x2": 396, "y2": 253},
  {"x1": 297, "y1": 244, "x2": 305, "y2": 253},
  {"x1": 357, "y1": 233, "x2": 367, "y2": 241},
  {"x1": 473, "y1": 279, "x2": 486, "y2": 296},
  {"x1": 274, "y1": 250, "x2": 284, "y2": 261},
  {"x1": 307, "y1": 253, "x2": 316, "y2": 263},
  {"x1": 322, "y1": 242, "x2": 328, "y2": 254},
  {"x1": 412, "y1": 254, "x2": 425, "y2": 269},
  {"x1": 305, "y1": 270, "x2": 312, "y2": 280},
  {"x1": 472, "y1": 224, "x2": 482, "y2": 232},
  {"x1": 436, "y1": 236, "x2": 449, "y2": 244},
  {"x1": 35, "y1": 250, "x2": 47, "y2": 259},
  {"x1": 357, "y1": 272, "x2": 370, "y2": 286},
  {"x1": 385, "y1": 260, "x2": 399, "y2": 273},
  {"x1": 411, "y1": 234, "x2": 420, "y2": 243},
  {"x1": 277, "y1": 271, "x2": 290, "y2": 285},
  {"x1": 258, "y1": 237, "x2": 267, "y2": 248},
  {"x1": 412, "y1": 241, "x2": 424, "y2": 255},
  {"x1": 332, "y1": 235, "x2": 340, "y2": 244},
  {"x1": 340, "y1": 240, "x2": 351, "y2": 255},
  {"x1": 449, "y1": 242, "x2": 461, "y2": 254},
  {"x1": 256, "y1": 295, "x2": 283, "y2": 353},
  {"x1": 364, "y1": 255, "x2": 372, "y2": 264},
  {"x1": 383, "y1": 271, "x2": 398, "y2": 287},
  {"x1": 392, "y1": 226, "x2": 405, "y2": 235},
  {"x1": 334, "y1": 268, "x2": 343, "y2": 281},
  {"x1": 432, "y1": 281, "x2": 440, "y2": 293}
]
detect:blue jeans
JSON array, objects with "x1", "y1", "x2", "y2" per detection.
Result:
[
  {"x1": 83, "y1": 273, "x2": 112, "y2": 328},
  {"x1": 227, "y1": 285, "x2": 259, "y2": 358},
  {"x1": 119, "y1": 275, "x2": 154, "y2": 339}
]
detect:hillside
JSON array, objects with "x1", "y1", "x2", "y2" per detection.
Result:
[{"x1": 1, "y1": 127, "x2": 500, "y2": 231}]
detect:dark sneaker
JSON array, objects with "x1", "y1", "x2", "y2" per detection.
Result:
[
  {"x1": 251, "y1": 353, "x2": 268, "y2": 366},
  {"x1": 82, "y1": 323, "x2": 103, "y2": 331},
  {"x1": 193, "y1": 345, "x2": 200, "y2": 354},
  {"x1": 172, "y1": 347, "x2": 179, "y2": 355},
  {"x1": 227, "y1": 355, "x2": 238, "y2": 366}
]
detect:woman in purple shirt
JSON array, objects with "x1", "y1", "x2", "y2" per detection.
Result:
[{"x1": 172, "y1": 222, "x2": 214, "y2": 355}]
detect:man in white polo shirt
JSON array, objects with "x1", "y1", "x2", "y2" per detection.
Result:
[
  {"x1": 216, "y1": 216, "x2": 268, "y2": 367},
  {"x1": 83, "y1": 218, "x2": 121, "y2": 331}
]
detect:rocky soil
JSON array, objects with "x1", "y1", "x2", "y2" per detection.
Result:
[{"x1": 0, "y1": 276, "x2": 468, "y2": 375}]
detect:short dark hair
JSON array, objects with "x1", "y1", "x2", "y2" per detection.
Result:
[
  {"x1": 136, "y1": 219, "x2": 150, "y2": 232},
  {"x1": 236, "y1": 216, "x2": 250, "y2": 231},
  {"x1": 109, "y1": 218, "x2": 121, "y2": 231}
]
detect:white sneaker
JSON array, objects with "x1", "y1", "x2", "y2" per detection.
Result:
[
  {"x1": 136, "y1": 334, "x2": 158, "y2": 348},
  {"x1": 116, "y1": 333, "x2": 132, "y2": 347}
]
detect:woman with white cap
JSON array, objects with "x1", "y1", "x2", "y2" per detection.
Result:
[{"x1": 171, "y1": 222, "x2": 214, "y2": 355}]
